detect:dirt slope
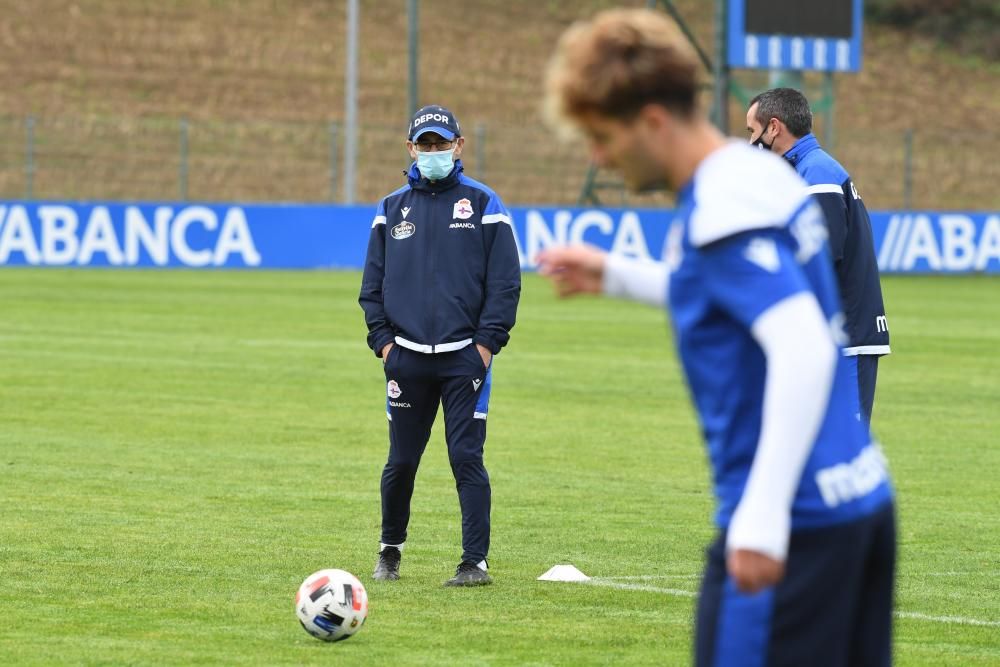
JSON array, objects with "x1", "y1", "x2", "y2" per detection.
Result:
[{"x1": 0, "y1": 0, "x2": 995, "y2": 207}]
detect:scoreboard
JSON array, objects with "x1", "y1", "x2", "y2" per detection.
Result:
[{"x1": 727, "y1": 0, "x2": 863, "y2": 72}]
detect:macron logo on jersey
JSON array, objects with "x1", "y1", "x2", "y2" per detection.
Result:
[
  {"x1": 743, "y1": 238, "x2": 780, "y2": 272},
  {"x1": 815, "y1": 444, "x2": 889, "y2": 508}
]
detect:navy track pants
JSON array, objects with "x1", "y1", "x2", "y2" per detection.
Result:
[
  {"x1": 380, "y1": 343, "x2": 493, "y2": 563},
  {"x1": 855, "y1": 354, "x2": 879, "y2": 427}
]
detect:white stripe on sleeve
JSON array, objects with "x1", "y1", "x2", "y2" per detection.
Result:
[
  {"x1": 843, "y1": 345, "x2": 891, "y2": 356},
  {"x1": 481, "y1": 213, "x2": 512, "y2": 225},
  {"x1": 725, "y1": 292, "x2": 838, "y2": 561},
  {"x1": 806, "y1": 183, "x2": 843, "y2": 195},
  {"x1": 602, "y1": 254, "x2": 669, "y2": 308},
  {"x1": 372, "y1": 215, "x2": 387, "y2": 228}
]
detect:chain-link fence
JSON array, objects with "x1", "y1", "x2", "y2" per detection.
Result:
[{"x1": 0, "y1": 113, "x2": 996, "y2": 210}]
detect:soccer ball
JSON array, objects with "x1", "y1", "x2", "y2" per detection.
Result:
[{"x1": 295, "y1": 569, "x2": 369, "y2": 642}]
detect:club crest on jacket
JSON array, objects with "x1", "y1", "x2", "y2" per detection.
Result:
[{"x1": 453, "y1": 198, "x2": 474, "y2": 220}]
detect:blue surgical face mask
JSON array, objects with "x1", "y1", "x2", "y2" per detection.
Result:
[{"x1": 415, "y1": 147, "x2": 455, "y2": 180}]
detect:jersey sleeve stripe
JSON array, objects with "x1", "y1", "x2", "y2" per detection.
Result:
[
  {"x1": 372, "y1": 215, "x2": 387, "y2": 228},
  {"x1": 842, "y1": 345, "x2": 891, "y2": 356},
  {"x1": 806, "y1": 184, "x2": 844, "y2": 195},
  {"x1": 481, "y1": 213, "x2": 511, "y2": 225}
]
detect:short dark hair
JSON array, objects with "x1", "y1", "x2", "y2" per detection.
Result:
[{"x1": 749, "y1": 88, "x2": 813, "y2": 137}]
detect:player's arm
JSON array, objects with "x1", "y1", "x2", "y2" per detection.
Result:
[
  {"x1": 473, "y1": 195, "x2": 522, "y2": 359},
  {"x1": 698, "y1": 231, "x2": 837, "y2": 593},
  {"x1": 537, "y1": 246, "x2": 669, "y2": 307},
  {"x1": 726, "y1": 291, "x2": 837, "y2": 591},
  {"x1": 358, "y1": 200, "x2": 397, "y2": 358}
]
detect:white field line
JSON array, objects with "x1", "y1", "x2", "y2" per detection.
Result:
[
  {"x1": 894, "y1": 612, "x2": 1000, "y2": 628},
  {"x1": 582, "y1": 577, "x2": 1000, "y2": 627},
  {"x1": 595, "y1": 574, "x2": 701, "y2": 581},
  {"x1": 585, "y1": 578, "x2": 697, "y2": 598}
]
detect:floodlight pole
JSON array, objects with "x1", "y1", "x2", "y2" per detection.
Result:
[
  {"x1": 408, "y1": 0, "x2": 419, "y2": 116},
  {"x1": 343, "y1": 0, "x2": 359, "y2": 204},
  {"x1": 712, "y1": 0, "x2": 729, "y2": 132}
]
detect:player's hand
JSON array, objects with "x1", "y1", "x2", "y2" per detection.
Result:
[
  {"x1": 381, "y1": 342, "x2": 394, "y2": 363},
  {"x1": 536, "y1": 245, "x2": 608, "y2": 297},
  {"x1": 726, "y1": 549, "x2": 785, "y2": 593},
  {"x1": 475, "y1": 344, "x2": 492, "y2": 369}
]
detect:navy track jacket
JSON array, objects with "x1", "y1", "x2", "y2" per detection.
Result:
[
  {"x1": 359, "y1": 160, "x2": 521, "y2": 358},
  {"x1": 784, "y1": 134, "x2": 890, "y2": 356}
]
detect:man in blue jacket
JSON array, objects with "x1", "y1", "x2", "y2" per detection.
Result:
[
  {"x1": 359, "y1": 105, "x2": 521, "y2": 587},
  {"x1": 746, "y1": 89, "x2": 889, "y2": 426}
]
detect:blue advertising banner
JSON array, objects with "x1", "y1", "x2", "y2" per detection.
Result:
[
  {"x1": 0, "y1": 201, "x2": 997, "y2": 273},
  {"x1": 0, "y1": 203, "x2": 369, "y2": 269},
  {"x1": 873, "y1": 212, "x2": 1000, "y2": 273}
]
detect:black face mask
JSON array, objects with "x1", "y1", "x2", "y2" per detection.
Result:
[{"x1": 752, "y1": 123, "x2": 774, "y2": 151}]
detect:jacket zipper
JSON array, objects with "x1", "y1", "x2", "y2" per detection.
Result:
[{"x1": 427, "y1": 191, "x2": 437, "y2": 349}]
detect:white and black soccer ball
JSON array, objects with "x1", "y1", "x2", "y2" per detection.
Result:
[{"x1": 295, "y1": 569, "x2": 369, "y2": 642}]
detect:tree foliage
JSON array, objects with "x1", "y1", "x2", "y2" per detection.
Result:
[{"x1": 866, "y1": 0, "x2": 1000, "y2": 61}]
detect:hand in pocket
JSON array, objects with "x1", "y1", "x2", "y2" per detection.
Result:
[{"x1": 475, "y1": 343, "x2": 492, "y2": 369}]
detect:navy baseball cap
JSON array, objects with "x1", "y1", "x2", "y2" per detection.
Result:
[{"x1": 408, "y1": 105, "x2": 461, "y2": 141}]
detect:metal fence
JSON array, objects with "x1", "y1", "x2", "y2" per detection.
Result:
[{"x1": 0, "y1": 113, "x2": 996, "y2": 210}]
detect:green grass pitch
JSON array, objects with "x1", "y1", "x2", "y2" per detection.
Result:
[{"x1": 1, "y1": 269, "x2": 998, "y2": 666}]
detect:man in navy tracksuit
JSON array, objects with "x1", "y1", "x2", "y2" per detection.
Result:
[
  {"x1": 747, "y1": 89, "x2": 890, "y2": 425},
  {"x1": 359, "y1": 105, "x2": 521, "y2": 587}
]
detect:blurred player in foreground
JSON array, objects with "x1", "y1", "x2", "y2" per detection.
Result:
[{"x1": 539, "y1": 9, "x2": 896, "y2": 666}]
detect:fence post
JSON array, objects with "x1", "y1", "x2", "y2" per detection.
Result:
[
  {"x1": 475, "y1": 123, "x2": 486, "y2": 181},
  {"x1": 822, "y1": 71, "x2": 835, "y2": 149},
  {"x1": 179, "y1": 118, "x2": 189, "y2": 201},
  {"x1": 25, "y1": 115, "x2": 35, "y2": 199},
  {"x1": 329, "y1": 121, "x2": 340, "y2": 202},
  {"x1": 903, "y1": 128, "x2": 913, "y2": 209}
]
